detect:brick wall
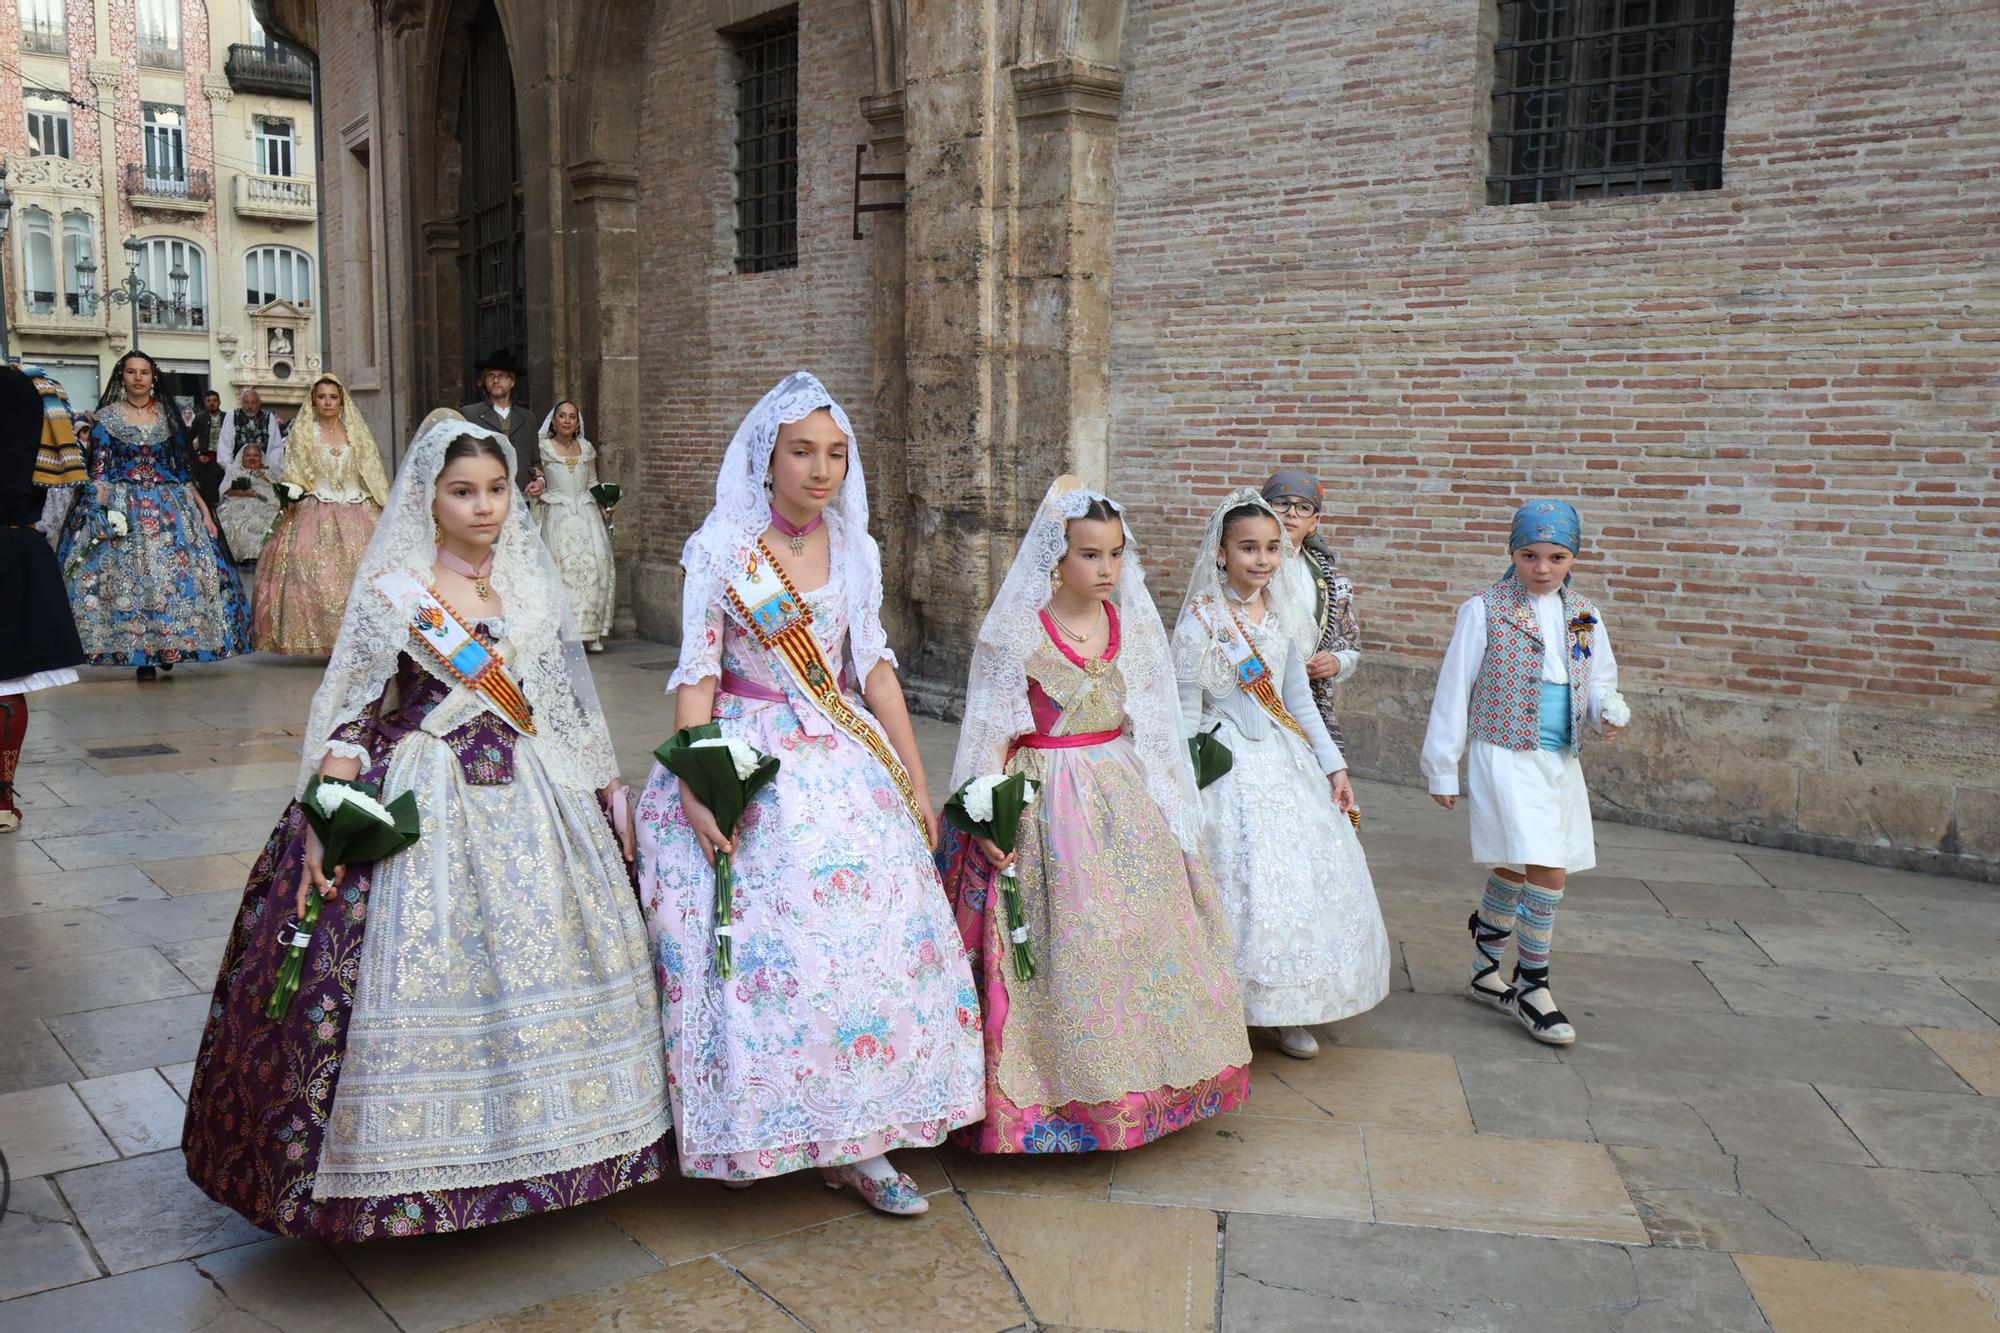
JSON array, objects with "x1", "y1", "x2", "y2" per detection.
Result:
[
  {"x1": 1107, "y1": 0, "x2": 2000, "y2": 875},
  {"x1": 627, "y1": 0, "x2": 885, "y2": 642}
]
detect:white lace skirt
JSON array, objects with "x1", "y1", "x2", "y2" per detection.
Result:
[
  {"x1": 317, "y1": 730, "x2": 670, "y2": 1198},
  {"x1": 1197, "y1": 715, "x2": 1391, "y2": 1026}
]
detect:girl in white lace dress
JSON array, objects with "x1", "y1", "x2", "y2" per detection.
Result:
[
  {"x1": 1173, "y1": 491, "x2": 1390, "y2": 1060},
  {"x1": 532, "y1": 401, "x2": 614, "y2": 651}
]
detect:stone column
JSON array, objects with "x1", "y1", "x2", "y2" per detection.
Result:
[
  {"x1": 1008, "y1": 57, "x2": 1123, "y2": 491},
  {"x1": 565, "y1": 160, "x2": 640, "y2": 631}
]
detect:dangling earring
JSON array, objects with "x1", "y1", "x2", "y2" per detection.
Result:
[
  {"x1": 1051, "y1": 568, "x2": 1064, "y2": 592},
  {"x1": 433, "y1": 519, "x2": 443, "y2": 547}
]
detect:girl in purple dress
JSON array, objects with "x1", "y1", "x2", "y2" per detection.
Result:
[{"x1": 182, "y1": 410, "x2": 669, "y2": 1240}]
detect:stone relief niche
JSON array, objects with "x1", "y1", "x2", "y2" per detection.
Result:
[{"x1": 233, "y1": 298, "x2": 320, "y2": 406}]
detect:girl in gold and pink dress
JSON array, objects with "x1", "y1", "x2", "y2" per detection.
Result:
[{"x1": 939, "y1": 477, "x2": 1250, "y2": 1153}]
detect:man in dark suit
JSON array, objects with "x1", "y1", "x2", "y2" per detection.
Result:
[{"x1": 457, "y1": 350, "x2": 543, "y2": 496}]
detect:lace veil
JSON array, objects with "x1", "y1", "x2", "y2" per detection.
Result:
[
  {"x1": 1173, "y1": 488, "x2": 1308, "y2": 697},
  {"x1": 669, "y1": 371, "x2": 891, "y2": 690},
  {"x1": 284, "y1": 372, "x2": 386, "y2": 504},
  {"x1": 537, "y1": 401, "x2": 588, "y2": 448},
  {"x1": 948, "y1": 477, "x2": 1204, "y2": 853},
  {"x1": 294, "y1": 409, "x2": 618, "y2": 798}
]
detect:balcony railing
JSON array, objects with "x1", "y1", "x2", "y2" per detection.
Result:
[
  {"x1": 225, "y1": 43, "x2": 312, "y2": 98},
  {"x1": 11, "y1": 293, "x2": 107, "y2": 338},
  {"x1": 138, "y1": 40, "x2": 182, "y2": 70},
  {"x1": 21, "y1": 22, "x2": 64, "y2": 54},
  {"x1": 124, "y1": 163, "x2": 213, "y2": 212},
  {"x1": 233, "y1": 172, "x2": 316, "y2": 221}
]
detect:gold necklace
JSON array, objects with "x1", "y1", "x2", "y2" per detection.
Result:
[{"x1": 1048, "y1": 604, "x2": 1103, "y2": 644}]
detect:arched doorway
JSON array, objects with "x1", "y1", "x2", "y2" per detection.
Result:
[{"x1": 456, "y1": 1, "x2": 524, "y2": 403}]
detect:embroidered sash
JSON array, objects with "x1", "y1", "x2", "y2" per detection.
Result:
[
  {"x1": 724, "y1": 541, "x2": 925, "y2": 831},
  {"x1": 373, "y1": 571, "x2": 537, "y2": 735},
  {"x1": 1195, "y1": 598, "x2": 1311, "y2": 746}
]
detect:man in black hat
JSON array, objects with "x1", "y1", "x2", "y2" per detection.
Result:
[{"x1": 458, "y1": 349, "x2": 543, "y2": 495}]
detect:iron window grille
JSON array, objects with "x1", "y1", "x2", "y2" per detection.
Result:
[
  {"x1": 1488, "y1": 0, "x2": 1733, "y2": 205},
  {"x1": 731, "y1": 16, "x2": 799, "y2": 274}
]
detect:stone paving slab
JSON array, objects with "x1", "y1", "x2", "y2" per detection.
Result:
[
  {"x1": 1733, "y1": 1254, "x2": 2000, "y2": 1331},
  {"x1": 1612, "y1": 1146, "x2": 2000, "y2": 1274},
  {"x1": 1222, "y1": 1213, "x2": 1770, "y2": 1331},
  {"x1": 1456, "y1": 1059, "x2": 1873, "y2": 1164},
  {"x1": 1697, "y1": 961, "x2": 2000, "y2": 1029},
  {"x1": 1402, "y1": 942, "x2": 1730, "y2": 1013}
]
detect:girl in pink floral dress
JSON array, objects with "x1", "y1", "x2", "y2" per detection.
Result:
[{"x1": 635, "y1": 373, "x2": 982, "y2": 1215}]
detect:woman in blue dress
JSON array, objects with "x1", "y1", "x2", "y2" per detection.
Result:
[{"x1": 57, "y1": 351, "x2": 251, "y2": 679}]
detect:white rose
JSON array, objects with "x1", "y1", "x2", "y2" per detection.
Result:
[
  {"x1": 961, "y1": 773, "x2": 1007, "y2": 824},
  {"x1": 104, "y1": 509, "x2": 129, "y2": 536},
  {"x1": 313, "y1": 781, "x2": 395, "y2": 825},
  {"x1": 688, "y1": 736, "x2": 762, "y2": 782},
  {"x1": 1601, "y1": 691, "x2": 1632, "y2": 728}
]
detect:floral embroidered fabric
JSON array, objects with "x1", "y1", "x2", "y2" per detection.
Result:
[{"x1": 942, "y1": 622, "x2": 1251, "y2": 1153}]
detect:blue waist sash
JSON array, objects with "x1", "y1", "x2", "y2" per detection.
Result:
[{"x1": 1537, "y1": 682, "x2": 1573, "y2": 753}]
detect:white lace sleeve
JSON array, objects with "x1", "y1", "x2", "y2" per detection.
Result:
[
  {"x1": 1421, "y1": 598, "x2": 1486, "y2": 797},
  {"x1": 321, "y1": 739, "x2": 372, "y2": 764},
  {"x1": 670, "y1": 599, "x2": 725, "y2": 690}
]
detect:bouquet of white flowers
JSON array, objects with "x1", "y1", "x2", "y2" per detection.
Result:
[
  {"x1": 274, "y1": 481, "x2": 306, "y2": 508},
  {"x1": 655, "y1": 722, "x2": 781, "y2": 978},
  {"x1": 264, "y1": 776, "x2": 421, "y2": 1019},
  {"x1": 1601, "y1": 690, "x2": 1632, "y2": 729},
  {"x1": 944, "y1": 772, "x2": 1042, "y2": 980},
  {"x1": 62, "y1": 508, "x2": 127, "y2": 580}
]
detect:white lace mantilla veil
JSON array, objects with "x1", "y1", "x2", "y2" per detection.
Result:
[
  {"x1": 537, "y1": 402, "x2": 589, "y2": 449},
  {"x1": 293, "y1": 409, "x2": 618, "y2": 799},
  {"x1": 947, "y1": 476, "x2": 1205, "y2": 854},
  {"x1": 1173, "y1": 488, "x2": 1310, "y2": 699},
  {"x1": 669, "y1": 371, "x2": 891, "y2": 691}
]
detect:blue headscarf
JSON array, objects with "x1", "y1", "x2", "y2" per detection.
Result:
[
  {"x1": 1505, "y1": 499, "x2": 1582, "y2": 585},
  {"x1": 1509, "y1": 499, "x2": 1582, "y2": 554}
]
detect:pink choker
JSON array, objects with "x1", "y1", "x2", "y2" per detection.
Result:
[{"x1": 769, "y1": 506, "x2": 825, "y2": 555}]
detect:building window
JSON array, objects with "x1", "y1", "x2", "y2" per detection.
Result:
[
  {"x1": 61, "y1": 212, "x2": 93, "y2": 314},
  {"x1": 135, "y1": 236, "x2": 207, "y2": 329},
  {"x1": 21, "y1": 208, "x2": 57, "y2": 314},
  {"x1": 19, "y1": 0, "x2": 64, "y2": 53},
  {"x1": 245, "y1": 245, "x2": 313, "y2": 306},
  {"x1": 254, "y1": 117, "x2": 295, "y2": 177},
  {"x1": 142, "y1": 104, "x2": 187, "y2": 188},
  {"x1": 25, "y1": 92, "x2": 71, "y2": 159},
  {"x1": 137, "y1": 0, "x2": 183, "y2": 69},
  {"x1": 731, "y1": 15, "x2": 799, "y2": 274},
  {"x1": 1488, "y1": 0, "x2": 1734, "y2": 205}
]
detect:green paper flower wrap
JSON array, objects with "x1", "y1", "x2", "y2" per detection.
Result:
[
  {"x1": 1188, "y1": 724, "x2": 1234, "y2": 790},
  {"x1": 263, "y1": 776, "x2": 421, "y2": 1021},
  {"x1": 944, "y1": 772, "x2": 1042, "y2": 981},
  {"x1": 655, "y1": 722, "x2": 781, "y2": 979},
  {"x1": 589, "y1": 482, "x2": 622, "y2": 542}
]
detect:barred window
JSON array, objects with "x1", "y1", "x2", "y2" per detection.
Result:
[
  {"x1": 731, "y1": 15, "x2": 798, "y2": 274},
  {"x1": 1488, "y1": 0, "x2": 1733, "y2": 205},
  {"x1": 137, "y1": 0, "x2": 183, "y2": 69}
]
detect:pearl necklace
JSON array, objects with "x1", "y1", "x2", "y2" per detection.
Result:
[{"x1": 436, "y1": 545, "x2": 495, "y2": 601}]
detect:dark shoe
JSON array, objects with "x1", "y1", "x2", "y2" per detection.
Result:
[{"x1": 136, "y1": 666, "x2": 158, "y2": 682}]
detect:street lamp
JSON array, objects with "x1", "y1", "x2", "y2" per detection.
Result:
[
  {"x1": 74, "y1": 232, "x2": 189, "y2": 348},
  {"x1": 0, "y1": 163, "x2": 13, "y2": 362}
]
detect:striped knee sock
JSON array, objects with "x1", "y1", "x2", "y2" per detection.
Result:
[
  {"x1": 1516, "y1": 880, "x2": 1565, "y2": 969},
  {"x1": 1471, "y1": 871, "x2": 1523, "y2": 978}
]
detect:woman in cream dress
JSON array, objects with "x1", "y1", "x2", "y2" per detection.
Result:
[{"x1": 532, "y1": 400, "x2": 615, "y2": 650}]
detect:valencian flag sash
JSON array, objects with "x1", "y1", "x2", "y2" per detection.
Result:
[
  {"x1": 724, "y1": 540, "x2": 925, "y2": 831},
  {"x1": 373, "y1": 571, "x2": 536, "y2": 734},
  {"x1": 1193, "y1": 597, "x2": 1311, "y2": 747}
]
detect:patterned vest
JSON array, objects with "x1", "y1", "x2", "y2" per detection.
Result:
[{"x1": 1467, "y1": 578, "x2": 1597, "y2": 753}]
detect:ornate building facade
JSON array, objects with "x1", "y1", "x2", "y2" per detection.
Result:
[
  {"x1": 1, "y1": 0, "x2": 322, "y2": 416},
  {"x1": 257, "y1": 0, "x2": 1998, "y2": 879}
]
